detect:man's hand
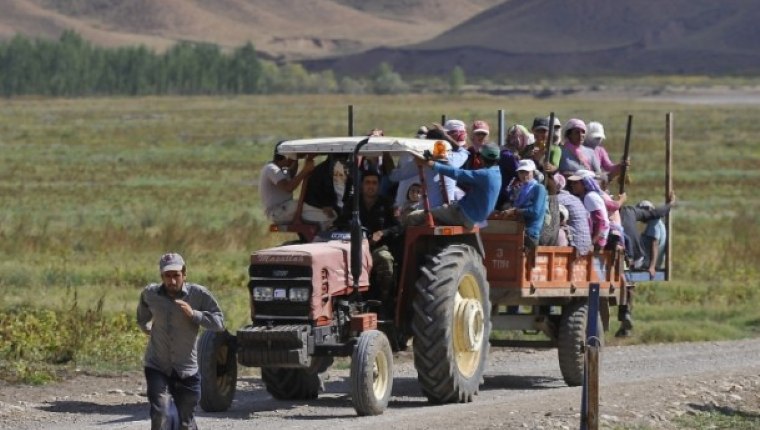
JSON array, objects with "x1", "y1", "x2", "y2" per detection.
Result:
[
  {"x1": 667, "y1": 190, "x2": 677, "y2": 205},
  {"x1": 322, "y1": 207, "x2": 336, "y2": 218},
  {"x1": 371, "y1": 230, "x2": 384, "y2": 243},
  {"x1": 617, "y1": 192, "x2": 627, "y2": 205},
  {"x1": 175, "y1": 300, "x2": 194, "y2": 319},
  {"x1": 501, "y1": 208, "x2": 519, "y2": 219},
  {"x1": 302, "y1": 157, "x2": 315, "y2": 172},
  {"x1": 416, "y1": 157, "x2": 434, "y2": 168},
  {"x1": 648, "y1": 266, "x2": 657, "y2": 280}
]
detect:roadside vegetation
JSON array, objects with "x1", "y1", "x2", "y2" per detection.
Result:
[{"x1": 0, "y1": 93, "x2": 758, "y2": 383}]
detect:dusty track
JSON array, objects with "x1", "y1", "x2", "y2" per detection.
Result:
[{"x1": 1, "y1": 338, "x2": 759, "y2": 429}]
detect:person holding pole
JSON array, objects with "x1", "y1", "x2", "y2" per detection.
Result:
[{"x1": 583, "y1": 121, "x2": 630, "y2": 177}]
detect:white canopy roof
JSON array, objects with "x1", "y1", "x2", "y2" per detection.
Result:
[{"x1": 276, "y1": 136, "x2": 452, "y2": 158}]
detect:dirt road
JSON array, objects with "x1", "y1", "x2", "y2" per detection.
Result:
[{"x1": 2, "y1": 338, "x2": 759, "y2": 429}]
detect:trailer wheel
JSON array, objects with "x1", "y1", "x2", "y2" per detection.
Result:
[
  {"x1": 261, "y1": 357, "x2": 332, "y2": 400},
  {"x1": 412, "y1": 244, "x2": 491, "y2": 403},
  {"x1": 198, "y1": 330, "x2": 237, "y2": 412},
  {"x1": 350, "y1": 330, "x2": 393, "y2": 416},
  {"x1": 557, "y1": 300, "x2": 604, "y2": 386}
]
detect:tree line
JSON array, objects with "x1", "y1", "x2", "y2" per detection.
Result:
[{"x1": 0, "y1": 31, "x2": 463, "y2": 97}]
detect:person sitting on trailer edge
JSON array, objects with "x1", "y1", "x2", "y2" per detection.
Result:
[
  {"x1": 403, "y1": 143, "x2": 501, "y2": 229},
  {"x1": 259, "y1": 148, "x2": 335, "y2": 230}
]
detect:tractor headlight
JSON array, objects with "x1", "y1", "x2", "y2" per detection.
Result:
[
  {"x1": 288, "y1": 287, "x2": 310, "y2": 302},
  {"x1": 253, "y1": 287, "x2": 274, "y2": 301}
]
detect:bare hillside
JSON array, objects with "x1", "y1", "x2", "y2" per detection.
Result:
[
  {"x1": 306, "y1": 0, "x2": 760, "y2": 76},
  {"x1": 0, "y1": 0, "x2": 506, "y2": 58}
]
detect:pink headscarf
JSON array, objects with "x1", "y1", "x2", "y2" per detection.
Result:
[{"x1": 563, "y1": 118, "x2": 590, "y2": 169}]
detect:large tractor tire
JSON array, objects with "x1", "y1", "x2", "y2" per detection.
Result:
[
  {"x1": 198, "y1": 330, "x2": 237, "y2": 412},
  {"x1": 557, "y1": 300, "x2": 604, "y2": 386},
  {"x1": 412, "y1": 244, "x2": 491, "y2": 404},
  {"x1": 261, "y1": 357, "x2": 333, "y2": 400},
  {"x1": 350, "y1": 330, "x2": 393, "y2": 416}
]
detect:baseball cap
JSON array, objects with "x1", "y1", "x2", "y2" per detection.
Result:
[
  {"x1": 479, "y1": 143, "x2": 500, "y2": 161},
  {"x1": 567, "y1": 169, "x2": 596, "y2": 181},
  {"x1": 159, "y1": 252, "x2": 185, "y2": 273},
  {"x1": 587, "y1": 121, "x2": 606, "y2": 140},
  {"x1": 636, "y1": 200, "x2": 655, "y2": 210},
  {"x1": 416, "y1": 125, "x2": 429, "y2": 138},
  {"x1": 443, "y1": 119, "x2": 466, "y2": 132},
  {"x1": 516, "y1": 159, "x2": 536, "y2": 172},
  {"x1": 532, "y1": 117, "x2": 550, "y2": 131},
  {"x1": 472, "y1": 120, "x2": 490, "y2": 134}
]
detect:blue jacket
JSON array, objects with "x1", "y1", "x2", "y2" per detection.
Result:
[
  {"x1": 516, "y1": 182, "x2": 547, "y2": 240},
  {"x1": 432, "y1": 163, "x2": 501, "y2": 224}
]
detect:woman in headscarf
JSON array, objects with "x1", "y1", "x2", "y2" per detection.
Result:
[
  {"x1": 567, "y1": 170, "x2": 609, "y2": 250},
  {"x1": 495, "y1": 124, "x2": 532, "y2": 209},
  {"x1": 558, "y1": 119, "x2": 601, "y2": 176},
  {"x1": 583, "y1": 121, "x2": 628, "y2": 177}
]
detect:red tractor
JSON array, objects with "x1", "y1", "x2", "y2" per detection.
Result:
[{"x1": 198, "y1": 135, "x2": 639, "y2": 415}]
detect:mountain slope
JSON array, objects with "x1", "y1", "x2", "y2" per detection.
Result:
[
  {"x1": 305, "y1": 0, "x2": 760, "y2": 76},
  {"x1": 0, "y1": 0, "x2": 506, "y2": 58}
]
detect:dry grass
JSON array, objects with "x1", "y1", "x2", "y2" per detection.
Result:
[{"x1": 0, "y1": 93, "x2": 758, "y2": 380}]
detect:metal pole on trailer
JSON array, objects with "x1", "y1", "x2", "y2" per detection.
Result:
[
  {"x1": 619, "y1": 115, "x2": 633, "y2": 195},
  {"x1": 441, "y1": 114, "x2": 447, "y2": 125},
  {"x1": 497, "y1": 109, "x2": 505, "y2": 146},
  {"x1": 581, "y1": 282, "x2": 601, "y2": 430},
  {"x1": 665, "y1": 112, "x2": 674, "y2": 281},
  {"x1": 544, "y1": 112, "x2": 556, "y2": 165},
  {"x1": 348, "y1": 105, "x2": 354, "y2": 137}
]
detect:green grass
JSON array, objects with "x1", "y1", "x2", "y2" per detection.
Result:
[{"x1": 1, "y1": 93, "x2": 759, "y2": 382}]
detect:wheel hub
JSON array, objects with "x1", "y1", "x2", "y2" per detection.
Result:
[{"x1": 454, "y1": 297, "x2": 484, "y2": 353}]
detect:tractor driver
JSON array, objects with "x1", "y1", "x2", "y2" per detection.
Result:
[{"x1": 335, "y1": 170, "x2": 402, "y2": 316}]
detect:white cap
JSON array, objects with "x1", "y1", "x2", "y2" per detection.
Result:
[
  {"x1": 587, "y1": 121, "x2": 606, "y2": 140},
  {"x1": 567, "y1": 169, "x2": 596, "y2": 181},
  {"x1": 516, "y1": 159, "x2": 536, "y2": 172},
  {"x1": 443, "y1": 119, "x2": 466, "y2": 132}
]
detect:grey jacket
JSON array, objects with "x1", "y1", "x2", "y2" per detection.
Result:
[{"x1": 137, "y1": 282, "x2": 224, "y2": 378}]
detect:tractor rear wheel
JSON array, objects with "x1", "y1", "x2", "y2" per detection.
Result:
[
  {"x1": 412, "y1": 244, "x2": 491, "y2": 403},
  {"x1": 198, "y1": 330, "x2": 237, "y2": 412},
  {"x1": 557, "y1": 300, "x2": 604, "y2": 386}
]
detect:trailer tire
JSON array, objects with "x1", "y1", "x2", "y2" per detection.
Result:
[
  {"x1": 557, "y1": 300, "x2": 604, "y2": 386},
  {"x1": 350, "y1": 330, "x2": 393, "y2": 416},
  {"x1": 198, "y1": 330, "x2": 237, "y2": 412},
  {"x1": 412, "y1": 244, "x2": 491, "y2": 403}
]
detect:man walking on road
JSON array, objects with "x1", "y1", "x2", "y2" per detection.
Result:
[{"x1": 137, "y1": 253, "x2": 225, "y2": 430}]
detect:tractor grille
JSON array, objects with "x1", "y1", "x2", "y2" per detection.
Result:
[{"x1": 249, "y1": 264, "x2": 312, "y2": 320}]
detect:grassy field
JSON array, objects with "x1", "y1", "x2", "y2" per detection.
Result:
[{"x1": 1, "y1": 93, "x2": 759, "y2": 382}]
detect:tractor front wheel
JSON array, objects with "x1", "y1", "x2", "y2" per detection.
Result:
[{"x1": 350, "y1": 330, "x2": 393, "y2": 416}]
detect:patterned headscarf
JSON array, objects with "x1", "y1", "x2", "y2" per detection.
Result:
[{"x1": 506, "y1": 124, "x2": 534, "y2": 152}]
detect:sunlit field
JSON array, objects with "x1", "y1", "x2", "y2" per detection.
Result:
[{"x1": 1, "y1": 93, "x2": 759, "y2": 382}]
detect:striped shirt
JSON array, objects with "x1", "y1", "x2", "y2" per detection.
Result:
[{"x1": 557, "y1": 190, "x2": 593, "y2": 256}]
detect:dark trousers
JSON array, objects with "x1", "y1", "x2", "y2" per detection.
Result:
[{"x1": 145, "y1": 367, "x2": 200, "y2": 430}]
